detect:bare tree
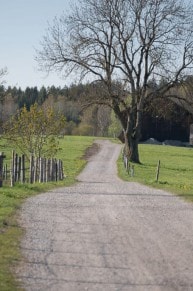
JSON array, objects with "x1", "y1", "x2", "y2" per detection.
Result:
[{"x1": 36, "y1": 0, "x2": 193, "y2": 163}]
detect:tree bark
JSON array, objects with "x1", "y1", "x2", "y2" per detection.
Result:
[
  {"x1": 124, "y1": 130, "x2": 140, "y2": 164},
  {"x1": 122, "y1": 103, "x2": 142, "y2": 164}
]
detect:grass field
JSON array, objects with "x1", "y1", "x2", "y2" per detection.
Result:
[
  {"x1": 118, "y1": 143, "x2": 193, "y2": 201},
  {"x1": 1, "y1": 137, "x2": 193, "y2": 290}
]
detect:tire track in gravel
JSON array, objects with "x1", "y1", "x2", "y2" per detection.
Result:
[{"x1": 16, "y1": 140, "x2": 193, "y2": 291}]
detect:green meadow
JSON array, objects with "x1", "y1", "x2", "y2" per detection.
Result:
[
  {"x1": 118, "y1": 143, "x2": 193, "y2": 201},
  {"x1": 1, "y1": 136, "x2": 193, "y2": 290}
]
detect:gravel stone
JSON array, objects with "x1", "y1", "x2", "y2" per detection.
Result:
[{"x1": 16, "y1": 140, "x2": 193, "y2": 291}]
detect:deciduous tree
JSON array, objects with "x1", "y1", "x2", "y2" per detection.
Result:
[
  {"x1": 3, "y1": 103, "x2": 65, "y2": 159},
  {"x1": 36, "y1": 0, "x2": 193, "y2": 162}
]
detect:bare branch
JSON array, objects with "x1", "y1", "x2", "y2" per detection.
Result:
[{"x1": 36, "y1": 0, "x2": 193, "y2": 162}]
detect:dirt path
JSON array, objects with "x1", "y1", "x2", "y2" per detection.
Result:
[{"x1": 16, "y1": 140, "x2": 193, "y2": 291}]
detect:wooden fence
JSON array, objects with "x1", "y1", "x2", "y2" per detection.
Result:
[
  {"x1": 0, "y1": 151, "x2": 64, "y2": 187},
  {"x1": 122, "y1": 151, "x2": 135, "y2": 177},
  {"x1": 122, "y1": 151, "x2": 161, "y2": 182}
]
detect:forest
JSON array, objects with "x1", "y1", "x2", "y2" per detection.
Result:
[{"x1": 0, "y1": 81, "x2": 193, "y2": 143}]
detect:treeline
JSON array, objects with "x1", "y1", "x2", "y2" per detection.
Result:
[
  {"x1": 0, "y1": 82, "x2": 193, "y2": 141},
  {"x1": 0, "y1": 83, "x2": 88, "y2": 108},
  {"x1": 0, "y1": 83, "x2": 112, "y2": 137}
]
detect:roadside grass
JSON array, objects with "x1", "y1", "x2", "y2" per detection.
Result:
[
  {"x1": 118, "y1": 143, "x2": 193, "y2": 202},
  {"x1": 0, "y1": 135, "x2": 95, "y2": 291}
]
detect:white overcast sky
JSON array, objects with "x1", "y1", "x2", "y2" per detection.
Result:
[{"x1": 0, "y1": 0, "x2": 75, "y2": 89}]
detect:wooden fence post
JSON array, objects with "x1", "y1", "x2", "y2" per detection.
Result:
[
  {"x1": 18, "y1": 156, "x2": 21, "y2": 182},
  {"x1": 57, "y1": 160, "x2": 62, "y2": 181},
  {"x1": 46, "y1": 159, "x2": 50, "y2": 182},
  {"x1": 57, "y1": 160, "x2": 61, "y2": 180},
  {"x1": 3, "y1": 164, "x2": 7, "y2": 180},
  {"x1": 14, "y1": 153, "x2": 18, "y2": 182},
  {"x1": 43, "y1": 158, "x2": 46, "y2": 183},
  {"x1": 61, "y1": 160, "x2": 64, "y2": 180},
  {"x1": 0, "y1": 152, "x2": 6, "y2": 187},
  {"x1": 39, "y1": 157, "x2": 43, "y2": 183},
  {"x1": 124, "y1": 155, "x2": 128, "y2": 170},
  {"x1": 156, "y1": 160, "x2": 161, "y2": 182},
  {"x1": 33, "y1": 157, "x2": 39, "y2": 183},
  {"x1": 130, "y1": 165, "x2": 135, "y2": 177},
  {"x1": 55, "y1": 159, "x2": 58, "y2": 182},
  {"x1": 29, "y1": 154, "x2": 34, "y2": 184},
  {"x1": 55, "y1": 159, "x2": 57, "y2": 181},
  {"x1": 50, "y1": 158, "x2": 54, "y2": 181},
  {"x1": 21, "y1": 154, "x2": 25, "y2": 184},
  {"x1": 10, "y1": 150, "x2": 15, "y2": 187}
]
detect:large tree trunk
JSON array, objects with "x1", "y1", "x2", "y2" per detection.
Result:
[
  {"x1": 122, "y1": 105, "x2": 142, "y2": 164},
  {"x1": 123, "y1": 129, "x2": 140, "y2": 163},
  {"x1": 113, "y1": 100, "x2": 141, "y2": 163}
]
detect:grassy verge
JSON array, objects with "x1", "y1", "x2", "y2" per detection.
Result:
[
  {"x1": 0, "y1": 135, "x2": 95, "y2": 291},
  {"x1": 118, "y1": 143, "x2": 193, "y2": 202}
]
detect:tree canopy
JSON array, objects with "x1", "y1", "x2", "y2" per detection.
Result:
[
  {"x1": 36, "y1": 0, "x2": 193, "y2": 162},
  {"x1": 3, "y1": 103, "x2": 66, "y2": 159}
]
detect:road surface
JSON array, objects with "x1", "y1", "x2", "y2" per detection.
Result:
[{"x1": 16, "y1": 140, "x2": 193, "y2": 291}]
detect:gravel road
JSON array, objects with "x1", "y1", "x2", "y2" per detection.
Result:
[{"x1": 16, "y1": 140, "x2": 193, "y2": 291}]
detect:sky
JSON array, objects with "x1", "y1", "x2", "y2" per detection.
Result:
[{"x1": 0, "y1": 0, "x2": 75, "y2": 89}]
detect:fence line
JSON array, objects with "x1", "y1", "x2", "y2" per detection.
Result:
[
  {"x1": 1, "y1": 151, "x2": 64, "y2": 187},
  {"x1": 122, "y1": 151, "x2": 135, "y2": 177}
]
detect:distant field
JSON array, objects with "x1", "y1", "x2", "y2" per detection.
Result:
[{"x1": 118, "y1": 143, "x2": 193, "y2": 202}]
